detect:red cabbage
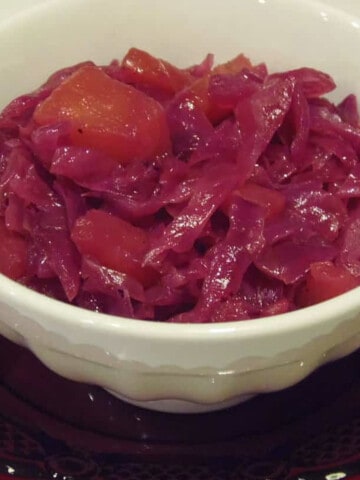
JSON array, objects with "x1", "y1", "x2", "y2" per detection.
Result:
[
  {"x1": 0, "y1": 50, "x2": 359, "y2": 322},
  {"x1": 256, "y1": 240, "x2": 337, "y2": 284},
  {"x1": 338, "y1": 164, "x2": 360, "y2": 198},
  {"x1": 337, "y1": 94, "x2": 360, "y2": 127}
]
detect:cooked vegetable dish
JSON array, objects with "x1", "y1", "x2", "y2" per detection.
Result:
[{"x1": 0, "y1": 48, "x2": 359, "y2": 322}]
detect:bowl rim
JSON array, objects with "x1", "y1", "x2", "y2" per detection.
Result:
[{"x1": 1, "y1": 272, "x2": 360, "y2": 341}]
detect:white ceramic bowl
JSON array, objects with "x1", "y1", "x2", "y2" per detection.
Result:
[{"x1": 0, "y1": 0, "x2": 360, "y2": 414}]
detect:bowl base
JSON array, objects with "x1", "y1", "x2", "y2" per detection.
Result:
[{"x1": 105, "y1": 389, "x2": 255, "y2": 414}]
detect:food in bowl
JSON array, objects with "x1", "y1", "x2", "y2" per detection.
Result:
[
  {"x1": 0, "y1": 48, "x2": 359, "y2": 324},
  {"x1": 1, "y1": 0, "x2": 360, "y2": 414}
]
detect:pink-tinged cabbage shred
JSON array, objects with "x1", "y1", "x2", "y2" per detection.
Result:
[{"x1": 0, "y1": 54, "x2": 360, "y2": 323}]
